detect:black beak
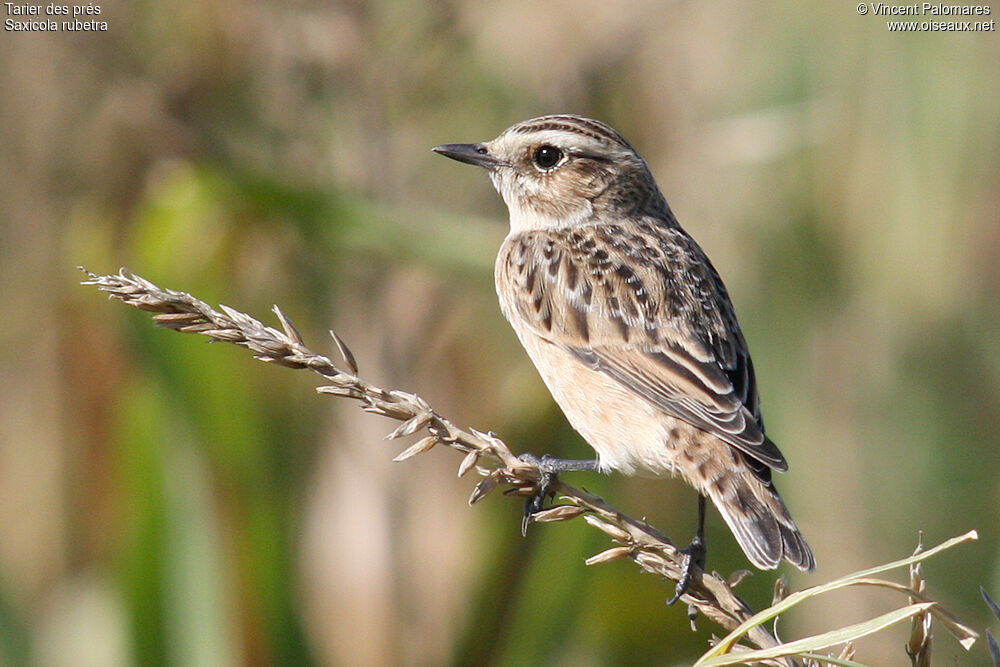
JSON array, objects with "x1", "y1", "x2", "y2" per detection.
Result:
[{"x1": 432, "y1": 143, "x2": 506, "y2": 169}]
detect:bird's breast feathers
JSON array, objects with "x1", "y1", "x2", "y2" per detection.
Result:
[{"x1": 495, "y1": 222, "x2": 788, "y2": 473}]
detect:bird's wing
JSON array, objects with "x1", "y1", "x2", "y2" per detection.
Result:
[{"x1": 498, "y1": 222, "x2": 787, "y2": 472}]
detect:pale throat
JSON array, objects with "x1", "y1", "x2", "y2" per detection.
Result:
[{"x1": 491, "y1": 174, "x2": 593, "y2": 233}]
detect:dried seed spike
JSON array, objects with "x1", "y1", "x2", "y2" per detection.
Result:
[
  {"x1": 582, "y1": 515, "x2": 631, "y2": 542},
  {"x1": 329, "y1": 329, "x2": 359, "y2": 375},
  {"x1": 457, "y1": 450, "x2": 479, "y2": 477},
  {"x1": 910, "y1": 561, "x2": 926, "y2": 595},
  {"x1": 912, "y1": 530, "x2": 925, "y2": 557},
  {"x1": 468, "y1": 473, "x2": 499, "y2": 505},
  {"x1": 153, "y1": 312, "x2": 203, "y2": 325},
  {"x1": 585, "y1": 546, "x2": 633, "y2": 566},
  {"x1": 316, "y1": 385, "x2": 362, "y2": 399},
  {"x1": 835, "y1": 643, "x2": 857, "y2": 663},
  {"x1": 531, "y1": 505, "x2": 584, "y2": 523},
  {"x1": 907, "y1": 534, "x2": 933, "y2": 665},
  {"x1": 771, "y1": 575, "x2": 789, "y2": 605},
  {"x1": 906, "y1": 609, "x2": 932, "y2": 666},
  {"x1": 392, "y1": 436, "x2": 437, "y2": 462},
  {"x1": 218, "y1": 304, "x2": 245, "y2": 322},
  {"x1": 467, "y1": 427, "x2": 497, "y2": 448},
  {"x1": 208, "y1": 329, "x2": 244, "y2": 342},
  {"x1": 385, "y1": 413, "x2": 430, "y2": 440},
  {"x1": 387, "y1": 389, "x2": 428, "y2": 411},
  {"x1": 272, "y1": 305, "x2": 304, "y2": 345},
  {"x1": 686, "y1": 605, "x2": 698, "y2": 631},
  {"x1": 727, "y1": 569, "x2": 752, "y2": 589}
]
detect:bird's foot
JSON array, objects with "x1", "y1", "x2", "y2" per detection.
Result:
[
  {"x1": 518, "y1": 454, "x2": 598, "y2": 536},
  {"x1": 668, "y1": 532, "x2": 706, "y2": 606}
]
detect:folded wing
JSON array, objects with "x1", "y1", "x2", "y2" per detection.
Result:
[{"x1": 499, "y1": 222, "x2": 787, "y2": 474}]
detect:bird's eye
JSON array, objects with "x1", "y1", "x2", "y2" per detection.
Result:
[{"x1": 533, "y1": 145, "x2": 563, "y2": 170}]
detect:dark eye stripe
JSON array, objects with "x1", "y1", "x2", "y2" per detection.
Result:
[{"x1": 574, "y1": 151, "x2": 615, "y2": 164}]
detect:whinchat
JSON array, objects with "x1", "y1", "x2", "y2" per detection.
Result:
[{"x1": 433, "y1": 115, "x2": 815, "y2": 580}]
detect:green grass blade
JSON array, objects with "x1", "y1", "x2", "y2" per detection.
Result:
[
  {"x1": 695, "y1": 531, "x2": 978, "y2": 662},
  {"x1": 796, "y1": 653, "x2": 868, "y2": 667},
  {"x1": 695, "y1": 603, "x2": 934, "y2": 666}
]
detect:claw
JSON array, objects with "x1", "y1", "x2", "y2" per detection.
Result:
[
  {"x1": 518, "y1": 453, "x2": 598, "y2": 536},
  {"x1": 521, "y1": 468, "x2": 558, "y2": 536},
  {"x1": 667, "y1": 533, "x2": 706, "y2": 605}
]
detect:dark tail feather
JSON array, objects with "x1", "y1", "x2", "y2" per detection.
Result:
[{"x1": 707, "y1": 472, "x2": 816, "y2": 572}]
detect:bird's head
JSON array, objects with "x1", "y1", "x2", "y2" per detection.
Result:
[{"x1": 434, "y1": 115, "x2": 663, "y2": 232}]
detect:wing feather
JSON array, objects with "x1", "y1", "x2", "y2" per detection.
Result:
[{"x1": 497, "y1": 222, "x2": 787, "y2": 472}]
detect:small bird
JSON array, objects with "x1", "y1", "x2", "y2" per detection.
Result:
[{"x1": 433, "y1": 115, "x2": 815, "y2": 589}]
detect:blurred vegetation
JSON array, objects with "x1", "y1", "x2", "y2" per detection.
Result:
[{"x1": 1, "y1": 1, "x2": 998, "y2": 665}]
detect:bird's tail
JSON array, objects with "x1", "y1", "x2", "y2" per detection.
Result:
[{"x1": 704, "y1": 467, "x2": 816, "y2": 572}]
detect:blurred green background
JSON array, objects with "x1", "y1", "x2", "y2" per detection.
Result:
[{"x1": 1, "y1": 2, "x2": 999, "y2": 665}]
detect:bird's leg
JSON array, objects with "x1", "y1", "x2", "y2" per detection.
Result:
[
  {"x1": 518, "y1": 453, "x2": 598, "y2": 536},
  {"x1": 668, "y1": 494, "x2": 707, "y2": 605}
]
